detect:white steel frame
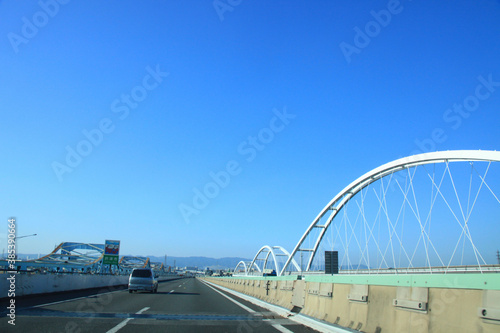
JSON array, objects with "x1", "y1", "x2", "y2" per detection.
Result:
[
  {"x1": 280, "y1": 150, "x2": 500, "y2": 276},
  {"x1": 236, "y1": 245, "x2": 301, "y2": 276}
]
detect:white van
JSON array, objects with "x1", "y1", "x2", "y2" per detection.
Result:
[{"x1": 128, "y1": 268, "x2": 158, "y2": 293}]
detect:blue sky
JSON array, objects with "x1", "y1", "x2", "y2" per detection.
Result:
[{"x1": 1, "y1": 0, "x2": 499, "y2": 260}]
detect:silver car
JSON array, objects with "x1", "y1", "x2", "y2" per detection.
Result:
[{"x1": 128, "y1": 268, "x2": 158, "y2": 293}]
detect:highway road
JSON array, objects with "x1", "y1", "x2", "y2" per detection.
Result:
[{"x1": 0, "y1": 277, "x2": 320, "y2": 332}]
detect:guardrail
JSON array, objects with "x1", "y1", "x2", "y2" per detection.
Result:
[{"x1": 234, "y1": 265, "x2": 500, "y2": 277}]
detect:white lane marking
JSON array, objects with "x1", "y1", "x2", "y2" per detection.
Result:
[
  {"x1": 136, "y1": 307, "x2": 149, "y2": 314},
  {"x1": 106, "y1": 307, "x2": 149, "y2": 333},
  {"x1": 108, "y1": 318, "x2": 132, "y2": 332},
  {"x1": 202, "y1": 279, "x2": 346, "y2": 333},
  {"x1": 272, "y1": 324, "x2": 294, "y2": 333},
  {"x1": 199, "y1": 279, "x2": 255, "y2": 313},
  {"x1": 200, "y1": 280, "x2": 295, "y2": 332},
  {"x1": 32, "y1": 289, "x2": 124, "y2": 308},
  {"x1": 168, "y1": 290, "x2": 175, "y2": 294}
]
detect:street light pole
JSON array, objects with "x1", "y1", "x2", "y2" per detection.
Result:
[
  {"x1": 16, "y1": 233, "x2": 37, "y2": 240},
  {"x1": 13, "y1": 233, "x2": 37, "y2": 260}
]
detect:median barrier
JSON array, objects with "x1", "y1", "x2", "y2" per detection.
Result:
[{"x1": 0, "y1": 273, "x2": 181, "y2": 297}]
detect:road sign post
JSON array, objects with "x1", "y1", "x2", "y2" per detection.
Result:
[{"x1": 103, "y1": 240, "x2": 120, "y2": 266}]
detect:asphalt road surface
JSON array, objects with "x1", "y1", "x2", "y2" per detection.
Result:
[{"x1": 0, "y1": 277, "x2": 320, "y2": 332}]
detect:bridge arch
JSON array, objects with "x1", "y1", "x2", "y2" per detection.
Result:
[
  {"x1": 249, "y1": 245, "x2": 301, "y2": 276},
  {"x1": 234, "y1": 260, "x2": 261, "y2": 276},
  {"x1": 281, "y1": 150, "x2": 500, "y2": 275},
  {"x1": 234, "y1": 261, "x2": 247, "y2": 275}
]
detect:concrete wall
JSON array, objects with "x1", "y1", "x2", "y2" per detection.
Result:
[
  {"x1": 1, "y1": 273, "x2": 181, "y2": 297},
  {"x1": 204, "y1": 276, "x2": 500, "y2": 333}
]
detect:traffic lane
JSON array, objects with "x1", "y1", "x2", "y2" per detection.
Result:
[
  {"x1": 0, "y1": 278, "x2": 190, "y2": 333},
  {"x1": 0, "y1": 314, "x2": 277, "y2": 333},
  {"x1": 116, "y1": 278, "x2": 291, "y2": 333},
  {"x1": 0, "y1": 277, "x2": 197, "y2": 322},
  {"x1": 1, "y1": 277, "x2": 318, "y2": 333},
  {"x1": 0, "y1": 288, "x2": 137, "y2": 333},
  {"x1": 199, "y1": 279, "x2": 320, "y2": 333},
  {"x1": 1, "y1": 316, "x2": 125, "y2": 333},
  {"x1": 146, "y1": 277, "x2": 254, "y2": 315},
  {"x1": 19, "y1": 278, "x2": 190, "y2": 315},
  {"x1": 76, "y1": 278, "x2": 288, "y2": 333},
  {"x1": 0, "y1": 276, "x2": 185, "y2": 311},
  {"x1": 0, "y1": 282, "x2": 128, "y2": 311},
  {"x1": 0, "y1": 277, "x2": 255, "y2": 332},
  {"x1": 120, "y1": 317, "x2": 282, "y2": 333}
]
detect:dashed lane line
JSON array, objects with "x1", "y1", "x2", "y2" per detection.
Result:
[{"x1": 106, "y1": 307, "x2": 149, "y2": 333}]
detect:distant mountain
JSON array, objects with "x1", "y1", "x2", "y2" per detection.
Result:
[
  {"x1": 9, "y1": 253, "x2": 251, "y2": 270},
  {"x1": 144, "y1": 256, "x2": 251, "y2": 270}
]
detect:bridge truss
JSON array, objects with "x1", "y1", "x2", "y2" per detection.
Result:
[
  {"x1": 3, "y1": 242, "x2": 162, "y2": 274},
  {"x1": 234, "y1": 260, "x2": 260, "y2": 275},
  {"x1": 283, "y1": 150, "x2": 500, "y2": 275},
  {"x1": 234, "y1": 245, "x2": 301, "y2": 276},
  {"x1": 239, "y1": 150, "x2": 500, "y2": 276},
  {"x1": 119, "y1": 256, "x2": 151, "y2": 274},
  {"x1": 16, "y1": 242, "x2": 106, "y2": 273}
]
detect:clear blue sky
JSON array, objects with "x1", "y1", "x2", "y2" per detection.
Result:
[{"x1": 1, "y1": 0, "x2": 499, "y2": 259}]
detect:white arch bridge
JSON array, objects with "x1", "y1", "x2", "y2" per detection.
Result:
[{"x1": 235, "y1": 150, "x2": 500, "y2": 276}]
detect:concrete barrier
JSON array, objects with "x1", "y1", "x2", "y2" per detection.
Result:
[
  {"x1": 0, "y1": 273, "x2": 181, "y2": 297},
  {"x1": 203, "y1": 274, "x2": 500, "y2": 333}
]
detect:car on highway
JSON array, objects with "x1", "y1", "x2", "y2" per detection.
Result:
[{"x1": 128, "y1": 268, "x2": 158, "y2": 293}]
